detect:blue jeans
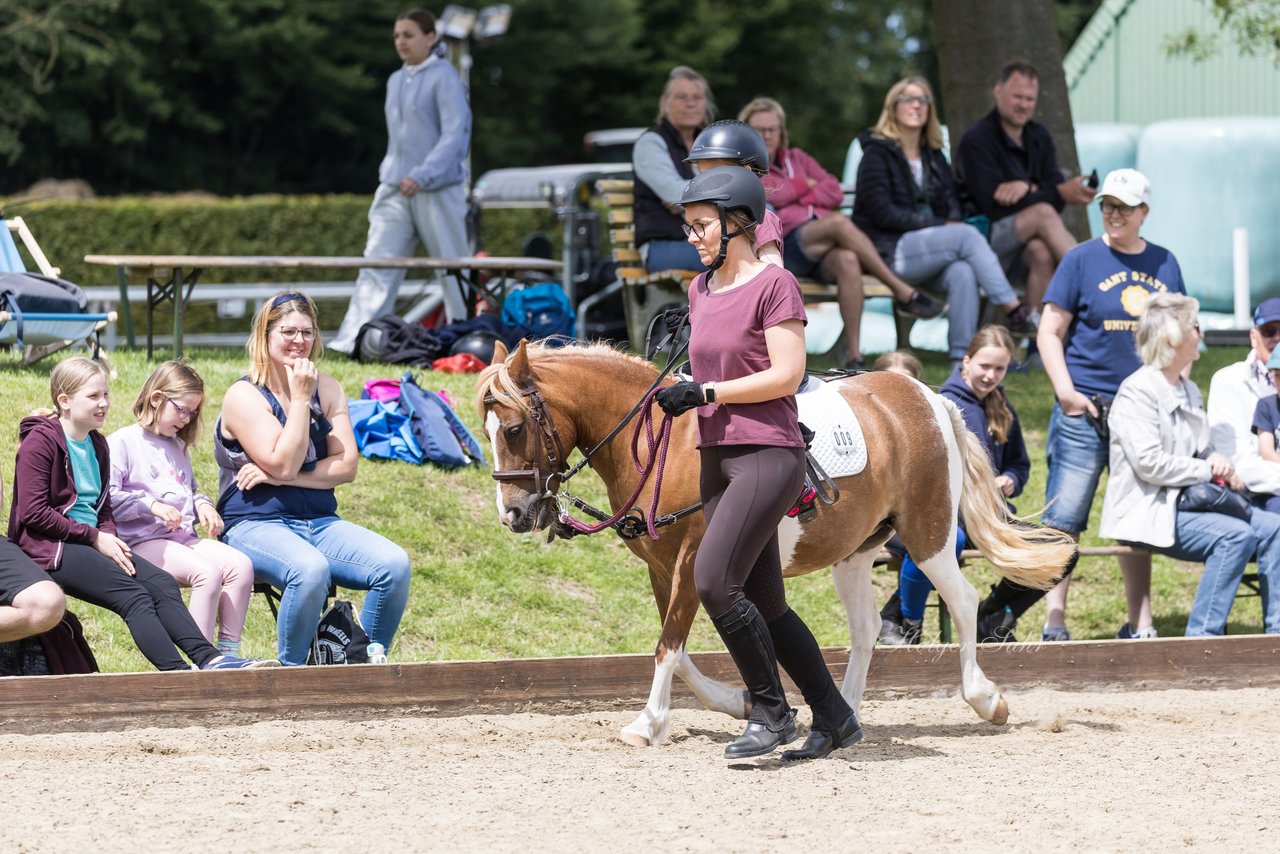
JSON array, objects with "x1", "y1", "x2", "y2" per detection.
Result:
[
  {"x1": 899, "y1": 526, "x2": 968, "y2": 621},
  {"x1": 644, "y1": 239, "x2": 705, "y2": 273},
  {"x1": 1153, "y1": 508, "x2": 1280, "y2": 636},
  {"x1": 893, "y1": 224, "x2": 1019, "y2": 359},
  {"x1": 224, "y1": 516, "x2": 412, "y2": 665},
  {"x1": 1042, "y1": 403, "x2": 1109, "y2": 534}
]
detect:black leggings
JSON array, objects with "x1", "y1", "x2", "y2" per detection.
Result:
[
  {"x1": 695, "y1": 444, "x2": 805, "y2": 621},
  {"x1": 53, "y1": 543, "x2": 219, "y2": 671}
]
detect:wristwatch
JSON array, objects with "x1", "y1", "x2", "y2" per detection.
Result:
[{"x1": 703, "y1": 382, "x2": 716, "y2": 404}]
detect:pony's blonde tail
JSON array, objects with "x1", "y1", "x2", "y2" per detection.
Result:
[{"x1": 948, "y1": 401, "x2": 1076, "y2": 589}]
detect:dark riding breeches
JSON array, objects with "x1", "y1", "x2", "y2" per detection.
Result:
[{"x1": 695, "y1": 444, "x2": 805, "y2": 622}]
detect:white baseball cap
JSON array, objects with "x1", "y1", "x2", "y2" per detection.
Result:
[{"x1": 1097, "y1": 168, "x2": 1151, "y2": 207}]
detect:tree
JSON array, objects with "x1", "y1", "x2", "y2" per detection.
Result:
[
  {"x1": 931, "y1": 0, "x2": 1090, "y2": 240},
  {"x1": 0, "y1": 0, "x2": 118, "y2": 167},
  {"x1": 1165, "y1": 0, "x2": 1280, "y2": 66}
]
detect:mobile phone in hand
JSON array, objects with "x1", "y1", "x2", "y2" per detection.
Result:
[{"x1": 1085, "y1": 169, "x2": 1099, "y2": 189}]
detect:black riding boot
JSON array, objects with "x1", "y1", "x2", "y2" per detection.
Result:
[
  {"x1": 712, "y1": 599, "x2": 797, "y2": 759},
  {"x1": 768, "y1": 609, "x2": 865, "y2": 762}
]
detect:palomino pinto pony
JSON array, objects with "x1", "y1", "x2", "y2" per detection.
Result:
[{"x1": 477, "y1": 340, "x2": 1076, "y2": 747}]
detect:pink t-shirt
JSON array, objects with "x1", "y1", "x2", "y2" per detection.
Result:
[
  {"x1": 756, "y1": 209, "x2": 782, "y2": 251},
  {"x1": 687, "y1": 265, "x2": 808, "y2": 449}
]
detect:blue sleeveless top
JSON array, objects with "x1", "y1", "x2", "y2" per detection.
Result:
[{"x1": 214, "y1": 379, "x2": 339, "y2": 531}]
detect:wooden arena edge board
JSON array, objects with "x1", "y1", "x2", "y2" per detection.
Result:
[{"x1": 2, "y1": 635, "x2": 1278, "y2": 734}]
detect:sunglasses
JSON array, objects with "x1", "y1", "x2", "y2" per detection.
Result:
[{"x1": 1257, "y1": 323, "x2": 1280, "y2": 339}]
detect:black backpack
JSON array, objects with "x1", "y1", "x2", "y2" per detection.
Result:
[
  {"x1": 354, "y1": 315, "x2": 444, "y2": 366},
  {"x1": 307, "y1": 601, "x2": 371, "y2": 665}
]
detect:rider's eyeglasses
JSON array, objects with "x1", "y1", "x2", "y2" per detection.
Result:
[
  {"x1": 1257, "y1": 323, "x2": 1280, "y2": 340},
  {"x1": 167, "y1": 397, "x2": 197, "y2": 420},
  {"x1": 896, "y1": 95, "x2": 932, "y2": 107},
  {"x1": 681, "y1": 220, "x2": 714, "y2": 239},
  {"x1": 275, "y1": 327, "x2": 317, "y2": 341}
]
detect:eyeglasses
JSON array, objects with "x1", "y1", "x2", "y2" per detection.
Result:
[
  {"x1": 275, "y1": 327, "x2": 317, "y2": 341},
  {"x1": 751, "y1": 125, "x2": 782, "y2": 137},
  {"x1": 896, "y1": 95, "x2": 932, "y2": 107},
  {"x1": 1100, "y1": 200, "x2": 1139, "y2": 216},
  {"x1": 1257, "y1": 324, "x2": 1280, "y2": 339},
  {"x1": 167, "y1": 397, "x2": 198, "y2": 420},
  {"x1": 681, "y1": 220, "x2": 714, "y2": 239}
]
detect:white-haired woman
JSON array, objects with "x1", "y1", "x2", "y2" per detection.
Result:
[
  {"x1": 632, "y1": 66, "x2": 716, "y2": 272},
  {"x1": 1100, "y1": 293, "x2": 1280, "y2": 636}
]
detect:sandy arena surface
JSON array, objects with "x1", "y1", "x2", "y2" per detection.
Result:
[{"x1": 2, "y1": 686, "x2": 1277, "y2": 852}]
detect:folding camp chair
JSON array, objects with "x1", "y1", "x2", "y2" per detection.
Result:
[{"x1": 0, "y1": 216, "x2": 115, "y2": 369}]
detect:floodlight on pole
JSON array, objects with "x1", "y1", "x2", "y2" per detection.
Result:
[
  {"x1": 438, "y1": 5, "x2": 478, "y2": 41},
  {"x1": 475, "y1": 4, "x2": 511, "y2": 42}
]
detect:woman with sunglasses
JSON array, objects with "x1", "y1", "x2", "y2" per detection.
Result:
[
  {"x1": 1027, "y1": 169, "x2": 1186, "y2": 641},
  {"x1": 108, "y1": 360, "x2": 255, "y2": 657},
  {"x1": 215, "y1": 292, "x2": 412, "y2": 665}
]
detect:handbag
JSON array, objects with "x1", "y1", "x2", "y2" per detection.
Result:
[{"x1": 1177, "y1": 481, "x2": 1251, "y2": 521}]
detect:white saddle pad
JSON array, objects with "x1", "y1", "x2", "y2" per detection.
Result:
[{"x1": 796, "y1": 378, "x2": 866, "y2": 478}]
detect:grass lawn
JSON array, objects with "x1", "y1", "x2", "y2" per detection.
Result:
[{"x1": 0, "y1": 339, "x2": 1262, "y2": 672}]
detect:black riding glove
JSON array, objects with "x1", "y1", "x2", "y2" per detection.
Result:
[
  {"x1": 656, "y1": 381, "x2": 705, "y2": 416},
  {"x1": 662, "y1": 307, "x2": 690, "y2": 336}
]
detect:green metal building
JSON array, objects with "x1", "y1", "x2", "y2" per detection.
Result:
[{"x1": 1065, "y1": 0, "x2": 1280, "y2": 122}]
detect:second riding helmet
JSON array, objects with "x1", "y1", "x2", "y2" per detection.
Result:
[{"x1": 683, "y1": 120, "x2": 770, "y2": 175}]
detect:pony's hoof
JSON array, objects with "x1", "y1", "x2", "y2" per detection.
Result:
[
  {"x1": 618, "y1": 729, "x2": 651, "y2": 748},
  {"x1": 988, "y1": 697, "x2": 1009, "y2": 726}
]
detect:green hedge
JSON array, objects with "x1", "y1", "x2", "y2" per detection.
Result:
[{"x1": 16, "y1": 195, "x2": 561, "y2": 288}]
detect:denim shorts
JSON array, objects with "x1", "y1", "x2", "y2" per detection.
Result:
[
  {"x1": 782, "y1": 227, "x2": 825, "y2": 280},
  {"x1": 1042, "y1": 402, "x2": 1109, "y2": 533}
]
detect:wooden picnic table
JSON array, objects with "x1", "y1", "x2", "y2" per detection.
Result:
[{"x1": 83, "y1": 254, "x2": 563, "y2": 358}]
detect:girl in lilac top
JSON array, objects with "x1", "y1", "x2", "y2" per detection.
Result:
[
  {"x1": 108, "y1": 361, "x2": 254, "y2": 657},
  {"x1": 655, "y1": 166, "x2": 861, "y2": 762}
]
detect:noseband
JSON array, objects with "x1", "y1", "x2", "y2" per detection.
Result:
[{"x1": 486, "y1": 383, "x2": 569, "y2": 498}]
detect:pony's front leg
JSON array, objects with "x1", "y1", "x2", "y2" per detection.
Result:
[
  {"x1": 619, "y1": 642, "x2": 683, "y2": 747},
  {"x1": 619, "y1": 563, "x2": 737, "y2": 746},
  {"x1": 918, "y1": 552, "x2": 1008, "y2": 725},
  {"x1": 830, "y1": 552, "x2": 879, "y2": 716}
]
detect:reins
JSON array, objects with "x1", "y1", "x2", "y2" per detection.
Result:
[{"x1": 488, "y1": 315, "x2": 705, "y2": 541}]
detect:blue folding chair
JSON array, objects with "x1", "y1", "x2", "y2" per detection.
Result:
[{"x1": 1, "y1": 216, "x2": 115, "y2": 369}]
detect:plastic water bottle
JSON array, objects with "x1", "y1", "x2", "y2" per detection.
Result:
[{"x1": 366, "y1": 643, "x2": 387, "y2": 665}]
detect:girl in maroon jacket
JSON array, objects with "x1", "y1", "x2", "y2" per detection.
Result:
[{"x1": 8, "y1": 357, "x2": 276, "y2": 671}]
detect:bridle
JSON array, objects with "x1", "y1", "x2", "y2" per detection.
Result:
[
  {"x1": 488, "y1": 383, "x2": 569, "y2": 498},
  {"x1": 485, "y1": 323, "x2": 703, "y2": 541}
]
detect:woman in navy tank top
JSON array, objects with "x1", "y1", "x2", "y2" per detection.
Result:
[{"x1": 216, "y1": 292, "x2": 412, "y2": 666}]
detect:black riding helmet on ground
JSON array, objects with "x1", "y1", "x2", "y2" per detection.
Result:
[
  {"x1": 683, "y1": 119, "x2": 770, "y2": 176},
  {"x1": 678, "y1": 165, "x2": 766, "y2": 273}
]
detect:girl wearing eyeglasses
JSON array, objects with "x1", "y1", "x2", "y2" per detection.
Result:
[
  {"x1": 107, "y1": 360, "x2": 254, "y2": 657},
  {"x1": 215, "y1": 291, "x2": 412, "y2": 665}
]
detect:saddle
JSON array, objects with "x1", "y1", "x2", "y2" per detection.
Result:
[{"x1": 787, "y1": 371, "x2": 866, "y2": 522}]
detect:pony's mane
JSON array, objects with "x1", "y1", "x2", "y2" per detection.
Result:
[{"x1": 476, "y1": 341, "x2": 658, "y2": 418}]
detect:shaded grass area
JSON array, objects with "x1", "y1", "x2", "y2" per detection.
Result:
[{"x1": 0, "y1": 341, "x2": 1260, "y2": 672}]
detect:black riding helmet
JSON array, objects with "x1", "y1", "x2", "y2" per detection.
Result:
[
  {"x1": 683, "y1": 119, "x2": 770, "y2": 176},
  {"x1": 678, "y1": 165, "x2": 766, "y2": 272}
]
